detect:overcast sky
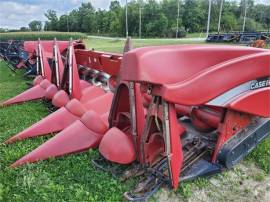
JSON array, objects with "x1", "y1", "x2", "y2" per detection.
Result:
[{"x1": 0, "y1": 0, "x2": 269, "y2": 29}]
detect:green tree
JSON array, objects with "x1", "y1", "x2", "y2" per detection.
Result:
[
  {"x1": 44, "y1": 10, "x2": 58, "y2": 31},
  {"x1": 161, "y1": 0, "x2": 183, "y2": 29},
  {"x1": 0, "y1": 28, "x2": 6, "y2": 33},
  {"x1": 58, "y1": 15, "x2": 69, "y2": 32},
  {"x1": 221, "y1": 14, "x2": 237, "y2": 32},
  {"x1": 68, "y1": 10, "x2": 80, "y2": 32},
  {"x1": 34, "y1": 0, "x2": 270, "y2": 37},
  {"x1": 20, "y1": 27, "x2": 29, "y2": 32},
  {"x1": 28, "y1": 20, "x2": 42, "y2": 31},
  {"x1": 78, "y1": 3, "x2": 95, "y2": 33},
  {"x1": 262, "y1": 6, "x2": 270, "y2": 31},
  {"x1": 182, "y1": 0, "x2": 204, "y2": 33}
]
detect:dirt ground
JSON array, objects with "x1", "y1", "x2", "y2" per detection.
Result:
[{"x1": 152, "y1": 162, "x2": 270, "y2": 202}]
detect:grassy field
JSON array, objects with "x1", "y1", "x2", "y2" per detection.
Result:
[
  {"x1": 0, "y1": 37, "x2": 269, "y2": 201},
  {"x1": 0, "y1": 32, "x2": 86, "y2": 41},
  {"x1": 186, "y1": 32, "x2": 207, "y2": 38},
  {"x1": 85, "y1": 36, "x2": 205, "y2": 53},
  {"x1": 85, "y1": 36, "x2": 270, "y2": 53}
]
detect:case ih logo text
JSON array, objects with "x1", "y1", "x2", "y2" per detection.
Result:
[{"x1": 250, "y1": 78, "x2": 270, "y2": 90}]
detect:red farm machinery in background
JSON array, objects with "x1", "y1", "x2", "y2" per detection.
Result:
[{"x1": 0, "y1": 37, "x2": 269, "y2": 201}]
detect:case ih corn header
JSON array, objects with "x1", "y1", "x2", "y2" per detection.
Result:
[{"x1": 0, "y1": 38, "x2": 269, "y2": 201}]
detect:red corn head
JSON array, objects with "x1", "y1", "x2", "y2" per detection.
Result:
[
  {"x1": 11, "y1": 111, "x2": 108, "y2": 167},
  {"x1": 4, "y1": 107, "x2": 79, "y2": 144},
  {"x1": 9, "y1": 37, "x2": 133, "y2": 167},
  {"x1": 1, "y1": 83, "x2": 48, "y2": 106},
  {"x1": 0, "y1": 40, "x2": 54, "y2": 106},
  {"x1": 4, "y1": 91, "x2": 111, "y2": 144}
]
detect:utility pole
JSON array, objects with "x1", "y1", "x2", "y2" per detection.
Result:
[
  {"x1": 139, "y1": 5, "x2": 142, "y2": 38},
  {"x1": 126, "y1": 0, "x2": 129, "y2": 38},
  {"x1": 217, "y1": 0, "x2": 224, "y2": 34},
  {"x1": 242, "y1": 0, "x2": 247, "y2": 33},
  {"x1": 206, "y1": 0, "x2": 212, "y2": 38},
  {"x1": 176, "y1": 0, "x2": 180, "y2": 38}
]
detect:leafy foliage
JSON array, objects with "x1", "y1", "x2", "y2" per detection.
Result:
[
  {"x1": 28, "y1": 21, "x2": 42, "y2": 32},
  {"x1": 40, "y1": 0, "x2": 270, "y2": 38}
]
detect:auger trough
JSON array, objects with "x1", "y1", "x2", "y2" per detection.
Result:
[{"x1": 0, "y1": 38, "x2": 269, "y2": 201}]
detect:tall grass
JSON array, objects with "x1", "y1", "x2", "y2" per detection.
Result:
[{"x1": 0, "y1": 31, "x2": 87, "y2": 41}]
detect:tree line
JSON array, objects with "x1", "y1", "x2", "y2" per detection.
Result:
[{"x1": 27, "y1": 0, "x2": 270, "y2": 37}]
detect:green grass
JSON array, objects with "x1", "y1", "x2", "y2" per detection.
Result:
[
  {"x1": 246, "y1": 137, "x2": 270, "y2": 173},
  {"x1": 186, "y1": 32, "x2": 206, "y2": 38},
  {"x1": 0, "y1": 37, "x2": 269, "y2": 201},
  {"x1": 0, "y1": 32, "x2": 86, "y2": 41},
  {"x1": 84, "y1": 36, "x2": 205, "y2": 53}
]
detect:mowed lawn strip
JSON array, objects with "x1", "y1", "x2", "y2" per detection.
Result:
[
  {"x1": 0, "y1": 38, "x2": 269, "y2": 202},
  {"x1": 85, "y1": 36, "x2": 205, "y2": 53}
]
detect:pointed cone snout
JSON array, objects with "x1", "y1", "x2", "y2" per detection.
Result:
[
  {"x1": 99, "y1": 127, "x2": 136, "y2": 164},
  {"x1": 1, "y1": 85, "x2": 46, "y2": 107},
  {"x1": 11, "y1": 120, "x2": 103, "y2": 167},
  {"x1": 4, "y1": 107, "x2": 79, "y2": 144}
]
